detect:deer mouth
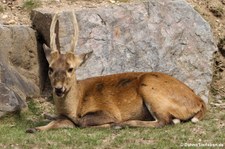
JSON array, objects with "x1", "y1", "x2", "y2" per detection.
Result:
[{"x1": 55, "y1": 87, "x2": 66, "y2": 97}]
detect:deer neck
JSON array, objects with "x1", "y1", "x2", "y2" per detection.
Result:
[{"x1": 54, "y1": 76, "x2": 80, "y2": 118}]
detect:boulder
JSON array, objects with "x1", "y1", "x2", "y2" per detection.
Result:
[
  {"x1": 0, "y1": 25, "x2": 44, "y2": 117},
  {"x1": 0, "y1": 83, "x2": 25, "y2": 117},
  {"x1": 31, "y1": 0, "x2": 217, "y2": 102}
]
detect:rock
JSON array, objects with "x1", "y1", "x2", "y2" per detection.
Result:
[
  {"x1": 31, "y1": 0, "x2": 217, "y2": 102},
  {"x1": 2, "y1": 15, "x2": 8, "y2": 19},
  {"x1": 222, "y1": 0, "x2": 225, "y2": 5},
  {"x1": 4, "y1": 19, "x2": 16, "y2": 25},
  {"x1": 110, "y1": 0, "x2": 116, "y2": 4},
  {"x1": 14, "y1": 0, "x2": 23, "y2": 7},
  {"x1": 0, "y1": 25, "x2": 45, "y2": 117},
  {"x1": 0, "y1": 83, "x2": 26, "y2": 117}
]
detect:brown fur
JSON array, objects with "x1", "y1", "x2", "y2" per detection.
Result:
[{"x1": 26, "y1": 50, "x2": 206, "y2": 132}]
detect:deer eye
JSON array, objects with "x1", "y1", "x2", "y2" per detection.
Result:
[
  {"x1": 49, "y1": 67, "x2": 53, "y2": 75},
  {"x1": 68, "y1": 68, "x2": 74, "y2": 73}
]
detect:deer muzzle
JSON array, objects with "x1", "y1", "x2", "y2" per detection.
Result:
[{"x1": 54, "y1": 87, "x2": 66, "y2": 97}]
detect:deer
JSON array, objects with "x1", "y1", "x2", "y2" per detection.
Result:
[{"x1": 26, "y1": 11, "x2": 206, "y2": 133}]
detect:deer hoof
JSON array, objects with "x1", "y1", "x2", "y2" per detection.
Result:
[{"x1": 26, "y1": 128, "x2": 38, "y2": 133}]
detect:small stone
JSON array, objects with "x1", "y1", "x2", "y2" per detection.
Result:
[
  {"x1": 14, "y1": 16, "x2": 18, "y2": 20},
  {"x1": 26, "y1": 128, "x2": 38, "y2": 133},
  {"x1": 11, "y1": 6, "x2": 16, "y2": 10},
  {"x1": 222, "y1": 0, "x2": 225, "y2": 5},
  {"x1": 110, "y1": 0, "x2": 116, "y2": 3},
  {"x1": 6, "y1": 19, "x2": 16, "y2": 25},
  {"x1": 15, "y1": 0, "x2": 23, "y2": 6},
  {"x1": 172, "y1": 119, "x2": 181, "y2": 124},
  {"x1": 191, "y1": 117, "x2": 199, "y2": 123},
  {"x1": 16, "y1": 6, "x2": 22, "y2": 10},
  {"x1": 112, "y1": 125, "x2": 123, "y2": 130},
  {"x1": 2, "y1": 15, "x2": 8, "y2": 19}
]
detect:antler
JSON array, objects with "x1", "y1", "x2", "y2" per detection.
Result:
[
  {"x1": 49, "y1": 11, "x2": 79, "y2": 52},
  {"x1": 70, "y1": 10, "x2": 79, "y2": 52},
  {"x1": 50, "y1": 13, "x2": 59, "y2": 51}
]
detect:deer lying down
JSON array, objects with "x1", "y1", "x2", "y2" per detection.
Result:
[{"x1": 26, "y1": 12, "x2": 206, "y2": 133}]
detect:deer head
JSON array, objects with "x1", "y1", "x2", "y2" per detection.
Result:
[{"x1": 43, "y1": 12, "x2": 91, "y2": 98}]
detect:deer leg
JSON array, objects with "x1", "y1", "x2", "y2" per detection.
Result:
[
  {"x1": 26, "y1": 117, "x2": 75, "y2": 133},
  {"x1": 113, "y1": 119, "x2": 168, "y2": 128},
  {"x1": 113, "y1": 101, "x2": 172, "y2": 128},
  {"x1": 89, "y1": 124, "x2": 112, "y2": 128},
  {"x1": 43, "y1": 113, "x2": 58, "y2": 120},
  {"x1": 78, "y1": 111, "x2": 117, "y2": 127}
]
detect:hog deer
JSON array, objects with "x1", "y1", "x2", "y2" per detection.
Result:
[{"x1": 26, "y1": 12, "x2": 206, "y2": 133}]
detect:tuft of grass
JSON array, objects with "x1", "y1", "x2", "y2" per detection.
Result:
[
  {"x1": 116, "y1": 0, "x2": 130, "y2": 2},
  {"x1": 0, "y1": 5, "x2": 4, "y2": 13},
  {"x1": 218, "y1": 37, "x2": 225, "y2": 53},
  {"x1": 22, "y1": 0, "x2": 41, "y2": 11},
  {"x1": 209, "y1": 6, "x2": 224, "y2": 17}
]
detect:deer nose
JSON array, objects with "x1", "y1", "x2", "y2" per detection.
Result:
[
  {"x1": 55, "y1": 87, "x2": 63, "y2": 92},
  {"x1": 55, "y1": 87, "x2": 64, "y2": 97}
]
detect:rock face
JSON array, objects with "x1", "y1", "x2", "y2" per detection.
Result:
[
  {"x1": 32, "y1": 0, "x2": 216, "y2": 102},
  {"x1": 0, "y1": 25, "x2": 44, "y2": 117}
]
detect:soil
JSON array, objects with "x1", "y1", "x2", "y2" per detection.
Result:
[
  {"x1": 0, "y1": 0, "x2": 225, "y2": 101},
  {"x1": 185, "y1": 0, "x2": 225, "y2": 100}
]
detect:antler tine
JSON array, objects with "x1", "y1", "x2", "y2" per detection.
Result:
[
  {"x1": 50, "y1": 13, "x2": 59, "y2": 51},
  {"x1": 70, "y1": 10, "x2": 79, "y2": 53}
]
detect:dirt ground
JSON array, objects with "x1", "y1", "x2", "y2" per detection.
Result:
[
  {"x1": 186, "y1": 0, "x2": 225, "y2": 101},
  {"x1": 0, "y1": 0, "x2": 225, "y2": 101}
]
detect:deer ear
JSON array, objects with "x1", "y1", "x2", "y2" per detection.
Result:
[
  {"x1": 75, "y1": 51, "x2": 93, "y2": 67},
  {"x1": 43, "y1": 44, "x2": 59, "y2": 64},
  {"x1": 43, "y1": 44, "x2": 52, "y2": 63}
]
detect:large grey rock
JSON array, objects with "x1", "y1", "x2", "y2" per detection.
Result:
[
  {"x1": 0, "y1": 25, "x2": 44, "y2": 116},
  {"x1": 0, "y1": 83, "x2": 25, "y2": 117},
  {"x1": 31, "y1": 0, "x2": 217, "y2": 102}
]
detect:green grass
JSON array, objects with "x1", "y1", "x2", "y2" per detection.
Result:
[
  {"x1": 0, "y1": 99, "x2": 224, "y2": 149},
  {"x1": 22, "y1": 0, "x2": 41, "y2": 11},
  {"x1": 0, "y1": 5, "x2": 4, "y2": 13}
]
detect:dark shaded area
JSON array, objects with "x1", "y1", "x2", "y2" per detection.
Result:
[
  {"x1": 35, "y1": 31, "x2": 52, "y2": 96},
  {"x1": 96, "y1": 83, "x2": 105, "y2": 92},
  {"x1": 218, "y1": 37, "x2": 225, "y2": 57},
  {"x1": 150, "y1": 74, "x2": 159, "y2": 78},
  {"x1": 117, "y1": 78, "x2": 133, "y2": 87}
]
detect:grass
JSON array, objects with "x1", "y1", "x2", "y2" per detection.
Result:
[
  {"x1": 209, "y1": 6, "x2": 224, "y2": 18},
  {"x1": 22, "y1": 0, "x2": 41, "y2": 11},
  {"x1": 0, "y1": 98, "x2": 224, "y2": 149},
  {"x1": 0, "y1": 5, "x2": 4, "y2": 13},
  {"x1": 114, "y1": 0, "x2": 130, "y2": 2}
]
